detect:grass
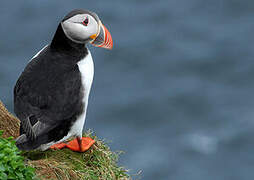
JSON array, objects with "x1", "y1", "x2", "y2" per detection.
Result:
[
  {"x1": 22, "y1": 131, "x2": 130, "y2": 180},
  {"x1": 0, "y1": 100, "x2": 131, "y2": 180}
]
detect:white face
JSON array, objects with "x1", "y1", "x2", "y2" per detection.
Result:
[{"x1": 61, "y1": 14, "x2": 99, "y2": 43}]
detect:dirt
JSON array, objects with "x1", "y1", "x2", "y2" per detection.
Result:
[
  {"x1": 0, "y1": 100, "x2": 20, "y2": 138},
  {"x1": 27, "y1": 159, "x2": 80, "y2": 180}
]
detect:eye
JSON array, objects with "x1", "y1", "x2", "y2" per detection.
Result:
[{"x1": 82, "y1": 17, "x2": 89, "y2": 26}]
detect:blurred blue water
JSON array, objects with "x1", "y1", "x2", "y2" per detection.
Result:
[{"x1": 1, "y1": 0, "x2": 254, "y2": 179}]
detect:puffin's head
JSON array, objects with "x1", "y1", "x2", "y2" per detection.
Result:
[{"x1": 61, "y1": 9, "x2": 113, "y2": 49}]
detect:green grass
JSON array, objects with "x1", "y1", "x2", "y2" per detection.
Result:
[
  {"x1": 0, "y1": 131, "x2": 36, "y2": 180},
  {"x1": 22, "y1": 131, "x2": 130, "y2": 180}
]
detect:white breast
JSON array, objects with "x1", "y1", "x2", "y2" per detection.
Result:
[{"x1": 68, "y1": 50, "x2": 94, "y2": 137}]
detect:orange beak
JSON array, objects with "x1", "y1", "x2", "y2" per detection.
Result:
[{"x1": 90, "y1": 23, "x2": 113, "y2": 50}]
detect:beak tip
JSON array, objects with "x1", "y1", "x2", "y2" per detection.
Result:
[
  {"x1": 102, "y1": 24, "x2": 113, "y2": 50},
  {"x1": 91, "y1": 23, "x2": 113, "y2": 50}
]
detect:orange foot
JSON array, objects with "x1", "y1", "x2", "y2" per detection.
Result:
[
  {"x1": 50, "y1": 142, "x2": 66, "y2": 149},
  {"x1": 50, "y1": 137, "x2": 95, "y2": 152}
]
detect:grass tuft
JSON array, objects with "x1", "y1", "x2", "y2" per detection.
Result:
[
  {"x1": 0, "y1": 101, "x2": 131, "y2": 179},
  {"x1": 22, "y1": 131, "x2": 130, "y2": 180}
]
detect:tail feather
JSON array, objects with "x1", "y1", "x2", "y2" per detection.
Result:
[
  {"x1": 22, "y1": 116, "x2": 36, "y2": 141},
  {"x1": 15, "y1": 134, "x2": 31, "y2": 150},
  {"x1": 15, "y1": 121, "x2": 57, "y2": 151},
  {"x1": 15, "y1": 134, "x2": 42, "y2": 151}
]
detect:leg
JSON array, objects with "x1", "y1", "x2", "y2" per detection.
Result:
[{"x1": 78, "y1": 136, "x2": 85, "y2": 152}]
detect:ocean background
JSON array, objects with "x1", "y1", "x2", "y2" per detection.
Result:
[{"x1": 1, "y1": 0, "x2": 254, "y2": 179}]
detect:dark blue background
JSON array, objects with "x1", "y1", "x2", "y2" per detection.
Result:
[{"x1": 1, "y1": 1, "x2": 254, "y2": 179}]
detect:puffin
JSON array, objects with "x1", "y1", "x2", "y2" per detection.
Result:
[{"x1": 14, "y1": 9, "x2": 113, "y2": 152}]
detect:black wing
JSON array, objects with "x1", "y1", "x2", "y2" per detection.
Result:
[{"x1": 14, "y1": 48, "x2": 83, "y2": 128}]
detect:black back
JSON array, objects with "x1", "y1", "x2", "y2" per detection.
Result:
[{"x1": 14, "y1": 23, "x2": 88, "y2": 147}]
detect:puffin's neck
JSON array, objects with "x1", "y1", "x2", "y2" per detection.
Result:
[{"x1": 50, "y1": 24, "x2": 88, "y2": 59}]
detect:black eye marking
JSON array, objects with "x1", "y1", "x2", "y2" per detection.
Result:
[{"x1": 82, "y1": 17, "x2": 89, "y2": 26}]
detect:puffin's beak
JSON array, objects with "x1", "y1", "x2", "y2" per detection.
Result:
[{"x1": 90, "y1": 23, "x2": 113, "y2": 50}]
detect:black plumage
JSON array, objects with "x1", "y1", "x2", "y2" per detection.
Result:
[{"x1": 14, "y1": 16, "x2": 89, "y2": 150}]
